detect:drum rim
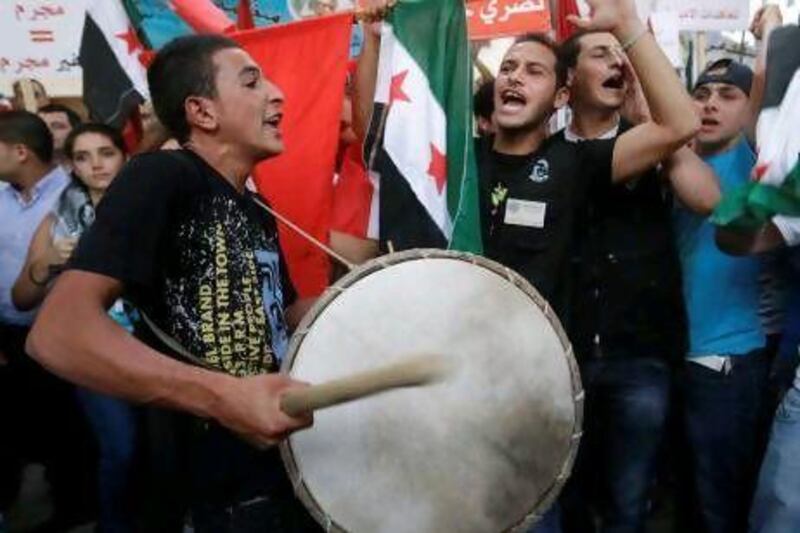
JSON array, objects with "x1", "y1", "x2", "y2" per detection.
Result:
[{"x1": 280, "y1": 248, "x2": 584, "y2": 533}]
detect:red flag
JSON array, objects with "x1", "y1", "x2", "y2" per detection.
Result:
[
  {"x1": 121, "y1": 106, "x2": 143, "y2": 153},
  {"x1": 331, "y1": 142, "x2": 374, "y2": 238},
  {"x1": 557, "y1": 0, "x2": 580, "y2": 41},
  {"x1": 232, "y1": 14, "x2": 353, "y2": 297},
  {"x1": 169, "y1": 0, "x2": 234, "y2": 33},
  {"x1": 237, "y1": 0, "x2": 255, "y2": 30}
]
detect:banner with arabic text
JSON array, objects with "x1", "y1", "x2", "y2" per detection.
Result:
[
  {"x1": 0, "y1": 0, "x2": 86, "y2": 85},
  {"x1": 635, "y1": 0, "x2": 749, "y2": 31},
  {"x1": 465, "y1": 0, "x2": 551, "y2": 41}
]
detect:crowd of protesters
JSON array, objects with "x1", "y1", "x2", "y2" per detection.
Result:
[{"x1": 1, "y1": 0, "x2": 799, "y2": 532}]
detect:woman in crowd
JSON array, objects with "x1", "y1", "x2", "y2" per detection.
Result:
[{"x1": 12, "y1": 123, "x2": 138, "y2": 533}]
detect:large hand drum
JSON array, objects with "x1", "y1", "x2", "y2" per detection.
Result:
[{"x1": 280, "y1": 250, "x2": 583, "y2": 532}]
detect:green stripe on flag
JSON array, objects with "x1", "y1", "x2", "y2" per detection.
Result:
[
  {"x1": 389, "y1": 0, "x2": 482, "y2": 253},
  {"x1": 120, "y1": 0, "x2": 154, "y2": 49},
  {"x1": 712, "y1": 160, "x2": 800, "y2": 229}
]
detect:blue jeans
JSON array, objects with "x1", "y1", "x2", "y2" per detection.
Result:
[
  {"x1": 749, "y1": 369, "x2": 800, "y2": 533},
  {"x1": 76, "y1": 388, "x2": 137, "y2": 533},
  {"x1": 562, "y1": 357, "x2": 671, "y2": 533},
  {"x1": 683, "y1": 350, "x2": 770, "y2": 533},
  {"x1": 528, "y1": 503, "x2": 562, "y2": 533}
]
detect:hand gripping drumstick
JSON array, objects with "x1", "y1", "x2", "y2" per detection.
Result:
[
  {"x1": 141, "y1": 313, "x2": 450, "y2": 416},
  {"x1": 280, "y1": 355, "x2": 450, "y2": 417}
]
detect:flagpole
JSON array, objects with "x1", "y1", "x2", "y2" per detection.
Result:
[{"x1": 694, "y1": 31, "x2": 707, "y2": 84}]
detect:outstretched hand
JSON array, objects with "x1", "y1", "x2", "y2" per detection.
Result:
[
  {"x1": 567, "y1": 0, "x2": 641, "y2": 35},
  {"x1": 750, "y1": 5, "x2": 782, "y2": 41},
  {"x1": 356, "y1": 0, "x2": 397, "y2": 23}
]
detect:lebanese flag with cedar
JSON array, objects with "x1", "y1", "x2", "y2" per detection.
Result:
[{"x1": 232, "y1": 14, "x2": 353, "y2": 297}]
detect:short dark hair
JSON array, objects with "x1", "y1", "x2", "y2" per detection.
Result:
[
  {"x1": 38, "y1": 103, "x2": 82, "y2": 129},
  {"x1": 558, "y1": 30, "x2": 598, "y2": 73},
  {"x1": 513, "y1": 33, "x2": 567, "y2": 88},
  {"x1": 147, "y1": 34, "x2": 241, "y2": 143},
  {"x1": 0, "y1": 110, "x2": 53, "y2": 163},
  {"x1": 474, "y1": 79, "x2": 495, "y2": 121},
  {"x1": 64, "y1": 123, "x2": 127, "y2": 161}
]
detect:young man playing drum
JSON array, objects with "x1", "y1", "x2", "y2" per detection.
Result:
[{"x1": 26, "y1": 35, "x2": 318, "y2": 531}]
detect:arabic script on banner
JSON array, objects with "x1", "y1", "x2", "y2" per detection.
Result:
[
  {"x1": 466, "y1": 0, "x2": 551, "y2": 40},
  {"x1": 635, "y1": 0, "x2": 749, "y2": 31},
  {"x1": 0, "y1": 0, "x2": 86, "y2": 83}
]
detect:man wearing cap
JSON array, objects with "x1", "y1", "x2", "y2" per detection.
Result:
[{"x1": 672, "y1": 58, "x2": 770, "y2": 533}]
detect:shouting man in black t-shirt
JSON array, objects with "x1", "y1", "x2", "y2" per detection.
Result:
[
  {"x1": 27, "y1": 35, "x2": 319, "y2": 531},
  {"x1": 480, "y1": 0, "x2": 699, "y2": 322},
  {"x1": 475, "y1": 10, "x2": 698, "y2": 527},
  {"x1": 555, "y1": 30, "x2": 720, "y2": 533}
]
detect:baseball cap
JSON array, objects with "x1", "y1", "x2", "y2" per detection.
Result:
[{"x1": 693, "y1": 58, "x2": 753, "y2": 96}]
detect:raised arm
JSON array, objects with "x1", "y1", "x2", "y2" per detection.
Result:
[
  {"x1": 570, "y1": 0, "x2": 699, "y2": 183},
  {"x1": 353, "y1": 24, "x2": 381, "y2": 141},
  {"x1": 26, "y1": 271, "x2": 311, "y2": 448},
  {"x1": 12, "y1": 215, "x2": 75, "y2": 311},
  {"x1": 662, "y1": 146, "x2": 721, "y2": 215},
  {"x1": 352, "y1": 0, "x2": 397, "y2": 140},
  {"x1": 619, "y1": 56, "x2": 719, "y2": 213},
  {"x1": 747, "y1": 5, "x2": 782, "y2": 142}
]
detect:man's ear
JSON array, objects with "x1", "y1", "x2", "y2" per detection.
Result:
[
  {"x1": 185, "y1": 96, "x2": 219, "y2": 134},
  {"x1": 13, "y1": 143, "x2": 29, "y2": 164},
  {"x1": 554, "y1": 86, "x2": 570, "y2": 110}
]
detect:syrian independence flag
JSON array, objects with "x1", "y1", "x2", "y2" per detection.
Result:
[
  {"x1": 79, "y1": 0, "x2": 150, "y2": 129},
  {"x1": 367, "y1": 0, "x2": 482, "y2": 253},
  {"x1": 713, "y1": 26, "x2": 800, "y2": 229},
  {"x1": 234, "y1": 14, "x2": 353, "y2": 297}
]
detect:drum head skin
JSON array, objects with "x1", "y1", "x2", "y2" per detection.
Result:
[{"x1": 281, "y1": 250, "x2": 582, "y2": 533}]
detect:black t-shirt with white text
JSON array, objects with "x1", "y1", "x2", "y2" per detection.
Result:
[
  {"x1": 71, "y1": 149, "x2": 296, "y2": 376},
  {"x1": 68, "y1": 150, "x2": 322, "y2": 525},
  {"x1": 478, "y1": 133, "x2": 615, "y2": 322}
]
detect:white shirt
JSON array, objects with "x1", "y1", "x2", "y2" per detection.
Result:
[
  {"x1": 773, "y1": 215, "x2": 800, "y2": 247},
  {"x1": 563, "y1": 121, "x2": 620, "y2": 143}
]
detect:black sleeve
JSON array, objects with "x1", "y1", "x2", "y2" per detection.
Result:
[{"x1": 70, "y1": 152, "x2": 185, "y2": 291}]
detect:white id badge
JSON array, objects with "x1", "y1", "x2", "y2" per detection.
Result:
[{"x1": 504, "y1": 198, "x2": 547, "y2": 228}]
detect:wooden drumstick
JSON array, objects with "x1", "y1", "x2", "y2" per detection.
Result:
[{"x1": 280, "y1": 355, "x2": 450, "y2": 417}]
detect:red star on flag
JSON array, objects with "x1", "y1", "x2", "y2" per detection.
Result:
[
  {"x1": 427, "y1": 143, "x2": 447, "y2": 194},
  {"x1": 116, "y1": 26, "x2": 143, "y2": 55},
  {"x1": 753, "y1": 162, "x2": 770, "y2": 182},
  {"x1": 389, "y1": 70, "x2": 411, "y2": 105}
]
